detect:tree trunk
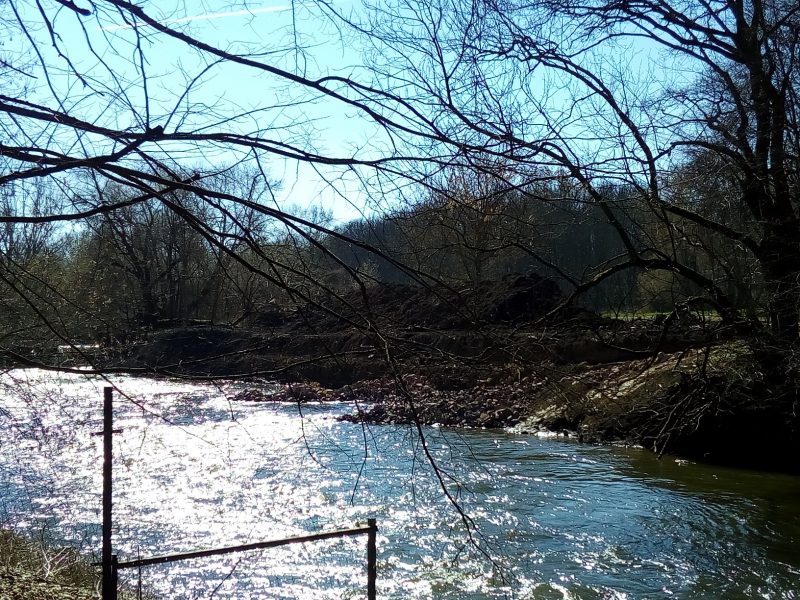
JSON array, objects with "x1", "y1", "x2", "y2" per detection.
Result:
[{"x1": 759, "y1": 221, "x2": 800, "y2": 342}]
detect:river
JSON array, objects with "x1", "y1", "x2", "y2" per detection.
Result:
[{"x1": 0, "y1": 369, "x2": 798, "y2": 599}]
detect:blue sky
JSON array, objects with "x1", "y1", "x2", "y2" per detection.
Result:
[
  {"x1": 7, "y1": 0, "x2": 683, "y2": 224},
  {"x1": 10, "y1": 0, "x2": 379, "y2": 223}
]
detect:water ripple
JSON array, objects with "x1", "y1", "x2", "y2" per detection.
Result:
[{"x1": 1, "y1": 370, "x2": 798, "y2": 599}]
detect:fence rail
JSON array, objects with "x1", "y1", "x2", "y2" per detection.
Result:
[
  {"x1": 116, "y1": 523, "x2": 377, "y2": 569},
  {"x1": 96, "y1": 387, "x2": 378, "y2": 599}
]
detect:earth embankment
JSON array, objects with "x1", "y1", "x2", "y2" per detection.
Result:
[{"x1": 99, "y1": 276, "x2": 798, "y2": 472}]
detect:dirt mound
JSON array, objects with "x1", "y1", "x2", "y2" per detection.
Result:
[
  {"x1": 121, "y1": 327, "x2": 268, "y2": 368},
  {"x1": 307, "y1": 273, "x2": 564, "y2": 330}
]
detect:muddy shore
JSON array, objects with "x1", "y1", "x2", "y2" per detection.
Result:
[
  {"x1": 106, "y1": 311, "x2": 799, "y2": 474},
  {"x1": 223, "y1": 341, "x2": 798, "y2": 473},
  {"x1": 10, "y1": 276, "x2": 799, "y2": 473}
]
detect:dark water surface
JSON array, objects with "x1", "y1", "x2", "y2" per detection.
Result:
[{"x1": 0, "y1": 370, "x2": 798, "y2": 598}]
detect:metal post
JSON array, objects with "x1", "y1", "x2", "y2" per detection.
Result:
[
  {"x1": 102, "y1": 387, "x2": 117, "y2": 600},
  {"x1": 367, "y1": 518, "x2": 377, "y2": 600},
  {"x1": 111, "y1": 555, "x2": 119, "y2": 598}
]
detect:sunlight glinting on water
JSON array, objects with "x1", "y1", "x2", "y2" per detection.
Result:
[
  {"x1": 1, "y1": 371, "x2": 481, "y2": 598},
  {"x1": 1, "y1": 369, "x2": 799, "y2": 599}
]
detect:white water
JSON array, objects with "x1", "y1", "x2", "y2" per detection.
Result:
[
  {"x1": 1, "y1": 369, "x2": 799, "y2": 599},
  {"x1": 0, "y1": 370, "x2": 493, "y2": 598}
]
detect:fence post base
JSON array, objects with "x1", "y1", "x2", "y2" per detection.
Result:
[
  {"x1": 367, "y1": 518, "x2": 377, "y2": 600},
  {"x1": 111, "y1": 555, "x2": 118, "y2": 600}
]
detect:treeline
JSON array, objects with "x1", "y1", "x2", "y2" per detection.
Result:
[
  {"x1": 0, "y1": 171, "x2": 293, "y2": 346},
  {"x1": 323, "y1": 165, "x2": 762, "y2": 317},
  {"x1": 0, "y1": 163, "x2": 763, "y2": 348}
]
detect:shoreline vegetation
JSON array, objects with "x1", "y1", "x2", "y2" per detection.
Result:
[
  {"x1": 0, "y1": 530, "x2": 153, "y2": 600},
  {"x1": 0, "y1": 530, "x2": 98, "y2": 600},
  {"x1": 29, "y1": 276, "x2": 792, "y2": 476}
]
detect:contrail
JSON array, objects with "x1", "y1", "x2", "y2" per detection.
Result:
[{"x1": 101, "y1": 5, "x2": 291, "y2": 31}]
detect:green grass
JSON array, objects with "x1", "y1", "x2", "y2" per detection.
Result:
[
  {"x1": 599, "y1": 310, "x2": 668, "y2": 320},
  {"x1": 599, "y1": 309, "x2": 723, "y2": 321}
]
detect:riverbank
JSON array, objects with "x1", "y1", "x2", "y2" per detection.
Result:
[
  {"x1": 87, "y1": 302, "x2": 786, "y2": 473},
  {"x1": 226, "y1": 337, "x2": 799, "y2": 473},
  {"x1": 5, "y1": 275, "x2": 797, "y2": 473},
  {"x1": 0, "y1": 530, "x2": 98, "y2": 600},
  {"x1": 0, "y1": 530, "x2": 155, "y2": 600}
]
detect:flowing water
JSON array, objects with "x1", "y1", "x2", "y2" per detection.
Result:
[{"x1": 0, "y1": 369, "x2": 799, "y2": 599}]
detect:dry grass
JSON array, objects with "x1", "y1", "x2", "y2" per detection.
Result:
[
  {"x1": 0, "y1": 529, "x2": 164, "y2": 600},
  {"x1": 0, "y1": 530, "x2": 99, "y2": 599}
]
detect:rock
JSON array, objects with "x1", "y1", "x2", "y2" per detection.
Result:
[{"x1": 230, "y1": 388, "x2": 273, "y2": 402}]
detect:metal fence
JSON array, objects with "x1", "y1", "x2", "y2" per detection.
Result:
[{"x1": 96, "y1": 387, "x2": 378, "y2": 599}]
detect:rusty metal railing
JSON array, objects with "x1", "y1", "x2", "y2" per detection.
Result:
[{"x1": 96, "y1": 387, "x2": 378, "y2": 599}]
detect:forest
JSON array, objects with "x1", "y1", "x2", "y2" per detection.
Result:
[
  {"x1": 0, "y1": 0, "x2": 797, "y2": 457},
  {"x1": 0, "y1": 165, "x2": 763, "y2": 349}
]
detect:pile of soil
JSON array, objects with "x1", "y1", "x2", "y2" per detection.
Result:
[
  {"x1": 113, "y1": 308, "x2": 717, "y2": 384},
  {"x1": 98, "y1": 273, "x2": 799, "y2": 471},
  {"x1": 110, "y1": 273, "x2": 579, "y2": 381},
  {"x1": 287, "y1": 272, "x2": 567, "y2": 331}
]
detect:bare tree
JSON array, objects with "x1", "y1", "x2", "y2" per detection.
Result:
[
  {"x1": 341, "y1": 0, "x2": 799, "y2": 345},
  {"x1": 2, "y1": 5, "x2": 799, "y2": 592},
  {"x1": 0, "y1": 1, "x2": 495, "y2": 521},
  {"x1": 0, "y1": 0, "x2": 428, "y2": 350}
]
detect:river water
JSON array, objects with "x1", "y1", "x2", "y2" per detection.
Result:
[{"x1": 0, "y1": 369, "x2": 798, "y2": 599}]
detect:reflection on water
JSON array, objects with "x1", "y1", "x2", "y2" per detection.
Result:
[{"x1": 1, "y1": 369, "x2": 799, "y2": 599}]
